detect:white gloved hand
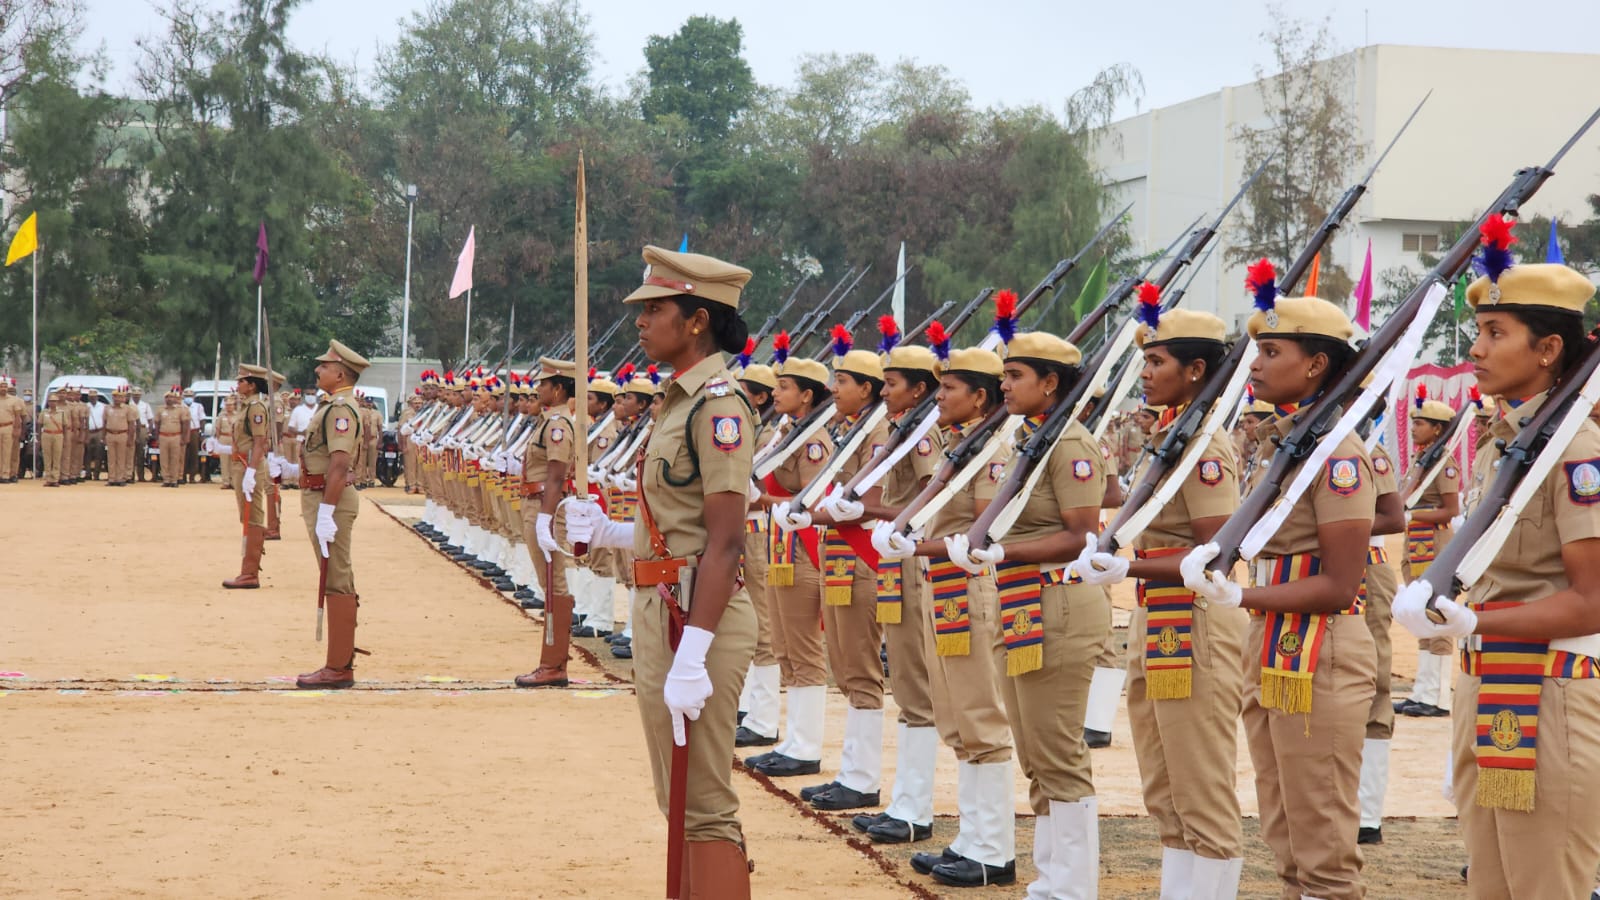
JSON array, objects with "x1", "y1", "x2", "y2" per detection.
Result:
[
  {"x1": 267, "y1": 454, "x2": 283, "y2": 479},
  {"x1": 1181, "y1": 542, "x2": 1241, "y2": 608},
  {"x1": 1449, "y1": 514, "x2": 1466, "y2": 531},
  {"x1": 665, "y1": 626, "x2": 716, "y2": 747},
  {"x1": 561, "y1": 497, "x2": 603, "y2": 545},
  {"x1": 773, "y1": 501, "x2": 812, "y2": 533},
  {"x1": 969, "y1": 541, "x2": 1005, "y2": 567},
  {"x1": 1073, "y1": 531, "x2": 1129, "y2": 585},
  {"x1": 587, "y1": 464, "x2": 605, "y2": 485},
  {"x1": 945, "y1": 533, "x2": 988, "y2": 575},
  {"x1": 616, "y1": 473, "x2": 637, "y2": 493},
  {"x1": 315, "y1": 502, "x2": 337, "y2": 558},
  {"x1": 241, "y1": 467, "x2": 257, "y2": 497},
  {"x1": 401, "y1": 423, "x2": 414, "y2": 436},
  {"x1": 1393, "y1": 579, "x2": 1476, "y2": 638},
  {"x1": 819, "y1": 492, "x2": 864, "y2": 523},
  {"x1": 747, "y1": 480, "x2": 762, "y2": 506},
  {"x1": 536, "y1": 512, "x2": 558, "y2": 561},
  {"x1": 509, "y1": 457, "x2": 523, "y2": 477},
  {"x1": 871, "y1": 521, "x2": 918, "y2": 560}
]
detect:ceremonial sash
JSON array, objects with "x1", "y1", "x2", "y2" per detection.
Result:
[
  {"x1": 1461, "y1": 599, "x2": 1600, "y2": 812},
  {"x1": 992, "y1": 561, "x2": 1075, "y2": 677},
  {"x1": 761, "y1": 472, "x2": 820, "y2": 586},
  {"x1": 1252, "y1": 553, "x2": 1363, "y2": 715},
  {"x1": 823, "y1": 527, "x2": 855, "y2": 606},
  {"x1": 1406, "y1": 519, "x2": 1437, "y2": 573},
  {"x1": 876, "y1": 558, "x2": 903, "y2": 623},
  {"x1": 1134, "y1": 547, "x2": 1193, "y2": 701},
  {"x1": 929, "y1": 559, "x2": 970, "y2": 656}
]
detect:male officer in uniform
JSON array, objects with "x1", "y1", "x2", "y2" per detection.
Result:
[
  {"x1": 0, "y1": 378, "x2": 19, "y2": 482},
  {"x1": 104, "y1": 386, "x2": 138, "y2": 485},
  {"x1": 156, "y1": 388, "x2": 190, "y2": 486},
  {"x1": 39, "y1": 389, "x2": 65, "y2": 486},
  {"x1": 514, "y1": 357, "x2": 577, "y2": 688},
  {"x1": 297, "y1": 340, "x2": 370, "y2": 689}
]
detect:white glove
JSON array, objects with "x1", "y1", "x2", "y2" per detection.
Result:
[
  {"x1": 615, "y1": 472, "x2": 637, "y2": 493},
  {"x1": 871, "y1": 521, "x2": 918, "y2": 560},
  {"x1": 665, "y1": 626, "x2": 716, "y2": 747},
  {"x1": 1449, "y1": 514, "x2": 1465, "y2": 531},
  {"x1": 944, "y1": 533, "x2": 988, "y2": 575},
  {"x1": 561, "y1": 497, "x2": 603, "y2": 545},
  {"x1": 587, "y1": 464, "x2": 605, "y2": 485},
  {"x1": 216, "y1": 443, "x2": 232, "y2": 456},
  {"x1": 241, "y1": 467, "x2": 257, "y2": 497},
  {"x1": 819, "y1": 492, "x2": 864, "y2": 523},
  {"x1": 1073, "y1": 531, "x2": 1128, "y2": 585},
  {"x1": 746, "y1": 481, "x2": 762, "y2": 506},
  {"x1": 536, "y1": 512, "x2": 558, "y2": 561},
  {"x1": 773, "y1": 501, "x2": 812, "y2": 532},
  {"x1": 267, "y1": 454, "x2": 283, "y2": 479},
  {"x1": 509, "y1": 457, "x2": 523, "y2": 477},
  {"x1": 969, "y1": 541, "x2": 1005, "y2": 567},
  {"x1": 315, "y1": 502, "x2": 336, "y2": 558},
  {"x1": 296, "y1": 434, "x2": 306, "y2": 444},
  {"x1": 1180, "y1": 542, "x2": 1242, "y2": 609},
  {"x1": 401, "y1": 423, "x2": 413, "y2": 436},
  {"x1": 463, "y1": 446, "x2": 479, "y2": 463},
  {"x1": 1393, "y1": 580, "x2": 1477, "y2": 639}
]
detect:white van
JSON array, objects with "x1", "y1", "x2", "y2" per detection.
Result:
[
  {"x1": 45, "y1": 374, "x2": 130, "y2": 405},
  {"x1": 358, "y1": 386, "x2": 392, "y2": 422}
]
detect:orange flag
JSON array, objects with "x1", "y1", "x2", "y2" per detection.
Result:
[{"x1": 1304, "y1": 252, "x2": 1322, "y2": 297}]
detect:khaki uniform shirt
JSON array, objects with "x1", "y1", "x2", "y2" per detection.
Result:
[
  {"x1": 104, "y1": 403, "x2": 137, "y2": 437},
  {"x1": 881, "y1": 413, "x2": 942, "y2": 509},
  {"x1": 235, "y1": 397, "x2": 269, "y2": 453},
  {"x1": 1247, "y1": 411, "x2": 1376, "y2": 558},
  {"x1": 929, "y1": 418, "x2": 999, "y2": 539},
  {"x1": 39, "y1": 407, "x2": 64, "y2": 434},
  {"x1": 522, "y1": 408, "x2": 575, "y2": 491},
  {"x1": 1133, "y1": 425, "x2": 1239, "y2": 552},
  {"x1": 1411, "y1": 450, "x2": 1462, "y2": 511},
  {"x1": 998, "y1": 418, "x2": 1105, "y2": 544},
  {"x1": 767, "y1": 419, "x2": 831, "y2": 495},
  {"x1": 1370, "y1": 444, "x2": 1399, "y2": 497},
  {"x1": 304, "y1": 388, "x2": 361, "y2": 475},
  {"x1": 1465, "y1": 394, "x2": 1600, "y2": 608},
  {"x1": 156, "y1": 405, "x2": 188, "y2": 436},
  {"x1": 589, "y1": 413, "x2": 620, "y2": 460},
  {"x1": 832, "y1": 412, "x2": 891, "y2": 486},
  {"x1": 0, "y1": 395, "x2": 18, "y2": 427},
  {"x1": 635, "y1": 355, "x2": 756, "y2": 560}
]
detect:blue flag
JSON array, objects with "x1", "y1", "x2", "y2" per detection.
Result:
[
  {"x1": 679, "y1": 232, "x2": 689, "y2": 253},
  {"x1": 1547, "y1": 218, "x2": 1563, "y2": 263}
]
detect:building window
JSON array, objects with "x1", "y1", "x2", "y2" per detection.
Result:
[{"x1": 1402, "y1": 233, "x2": 1440, "y2": 253}]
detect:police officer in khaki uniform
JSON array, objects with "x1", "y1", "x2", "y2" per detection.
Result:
[
  {"x1": 1183, "y1": 295, "x2": 1377, "y2": 900},
  {"x1": 156, "y1": 388, "x2": 190, "y2": 486},
  {"x1": 513, "y1": 357, "x2": 577, "y2": 688},
  {"x1": 39, "y1": 389, "x2": 66, "y2": 486},
  {"x1": 214, "y1": 395, "x2": 238, "y2": 490},
  {"x1": 1357, "y1": 413, "x2": 1406, "y2": 846},
  {"x1": 104, "y1": 386, "x2": 138, "y2": 485},
  {"x1": 572, "y1": 375, "x2": 622, "y2": 638},
  {"x1": 297, "y1": 341, "x2": 369, "y2": 689},
  {"x1": 0, "y1": 379, "x2": 21, "y2": 482},
  {"x1": 733, "y1": 363, "x2": 779, "y2": 745},
  {"x1": 225, "y1": 365, "x2": 276, "y2": 589},
  {"x1": 565, "y1": 244, "x2": 759, "y2": 897},
  {"x1": 1397, "y1": 392, "x2": 1462, "y2": 718}
]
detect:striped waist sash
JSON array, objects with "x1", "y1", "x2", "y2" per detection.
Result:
[
  {"x1": 1250, "y1": 553, "x2": 1362, "y2": 714},
  {"x1": 1135, "y1": 547, "x2": 1195, "y2": 700}
]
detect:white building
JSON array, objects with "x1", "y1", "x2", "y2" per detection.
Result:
[{"x1": 1093, "y1": 44, "x2": 1600, "y2": 335}]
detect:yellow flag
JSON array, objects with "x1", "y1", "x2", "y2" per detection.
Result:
[{"x1": 5, "y1": 212, "x2": 37, "y2": 266}]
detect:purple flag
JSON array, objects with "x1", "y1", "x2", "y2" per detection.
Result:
[
  {"x1": 253, "y1": 222, "x2": 269, "y2": 285},
  {"x1": 1352, "y1": 238, "x2": 1373, "y2": 331}
]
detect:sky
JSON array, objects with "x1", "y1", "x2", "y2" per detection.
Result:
[{"x1": 74, "y1": 0, "x2": 1600, "y2": 118}]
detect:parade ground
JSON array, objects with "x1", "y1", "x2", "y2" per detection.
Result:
[{"x1": 1, "y1": 481, "x2": 1470, "y2": 897}]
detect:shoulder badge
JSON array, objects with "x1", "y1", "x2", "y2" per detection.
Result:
[
  {"x1": 706, "y1": 378, "x2": 731, "y2": 398},
  {"x1": 334, "y1": 415, "x2": 351, "y2": 434},
  {"x1": 915, "y1": 437, "x2": 933, "y2": 457},
  {"x1": 1198, "y1": 458, "x2": 1223, "y2": 486},
  {"x1": 1373, "y1": 455, "x2": 1391, "y2": 475},
  {"x1": 1327, "y1": 456, "x2": 1361, "y2": 497},
  {"x1": 252, "y1": 413, "x2": 264, "y2": 425},
  {"x1": 711, "y1": 415, "x2": 743, "y2": 452},
  {"x1": 988, "y1": 461, "x2": 1005, "y2": 484},
  {"x1": 549, "y1": 424, "x2": 566, "y2": 444},
  {"x1": 1444, "y1": 465, "x2": 1458, "y2": 480},
  {"x1": 1565, "y1": 459, "x2": 1600, "y2": 505},
  {"x1": 1071, "y1": 458, "x2": 1094, "y2": 481},
  {"x1": 805, "y1": 441, "x2": 825, "y2": 462},
  {"x1": 597, "y1": 436, "x2": 610, "y2": 450}
]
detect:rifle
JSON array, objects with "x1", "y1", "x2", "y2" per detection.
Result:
[
  {"x1": 812, "y1": 266, "x2": 918, "y2": 360},
  {"x1": 904, "y1": 299, "x2": 955, "y2": 344},
  {"x1": 968, "y1": 151, "x2": 1277, "y2": 551},
  {"x1": 784, "y1": 266, "x2": 855, "y2": 350},
  {"x1": 1207, "y1": 104, "x2": 1600, "y2": 575},
  {"x1": 751, "y1": 271, "x2": 814, "y2": 348},
  {"x1": 793, "y1": 265, "x2": 871, "y2": 356},
  {"x1": 1070, "y1": 215, "x2": 1204, "y2": 358},
  {"x1": 1400, "y1": 405, "x2": 1471, "y2": 508},
  {"x1": 1021, "y1": 200, "x2": 1135, "y2": 329}
]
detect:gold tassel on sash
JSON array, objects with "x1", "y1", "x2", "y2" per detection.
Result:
[{"x1": 823, "y1": 527, "x2": 854, "y2": 606}]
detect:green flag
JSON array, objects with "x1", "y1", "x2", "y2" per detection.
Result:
[
  {"x1": 1453, "y1": 272, "x2": 1469, "y2": 316},
  {"x1": 1071, "y1": 257, "x2": 1109, "y2": 323}
]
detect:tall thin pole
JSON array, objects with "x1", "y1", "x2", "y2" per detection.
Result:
[
  {"x1": 30, "y1": 251, "x2": 37, "y2": 475},
  {"x1": 255, "y1": 284, "x2": 263, "y2": 365},
  {"x1": 399, "y1": 189, "x2": 416, "y2": 400},
  {"x1": 463, "y1": 288, "x2": 472, "y2": 363},
  {"x1": 212, "y1": 342, "x2": 221, "y2": 424}
]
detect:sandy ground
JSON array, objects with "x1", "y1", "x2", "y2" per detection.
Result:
[{"x1": 1, "y1": 480, "x2": 1467, "y2": 898}]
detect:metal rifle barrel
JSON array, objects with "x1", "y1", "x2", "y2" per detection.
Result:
[{"x1": 794, "y1": 265, "x2": 872, "y2": 356}]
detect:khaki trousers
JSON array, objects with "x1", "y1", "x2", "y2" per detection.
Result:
[
  {"x1": 999, "y1": 581, "x2": 1109, "y2": 814},
  {"x1": 928, "y1": 572, "x2": 1012, "y2": 764},
  {"x1": 0, "y1": 422, "x2": 14, "y2": 476},
  {"x1": 1127, "y1": 601, "x2": 1247, "y2": 860},
  {"x1": 301, "y1": 485, "x2": 360, "y2": 595},
  {"x1": 283, "y1": 438, "x2": 301, "y2": 485},
  {"x1": 402, "y1": 442, "x2": 418, "y2": 489},
  {"x1": 822, "y1": 561, "x2": 885, "y2": 710},
  {"x1": 767, "y1": 551, "x2": 826, "y2": 687},
  {"x1": 884, "y1": 559, "x2": 935, "y2": 728},
  {"x1": 234, "y1": 458, "x2": 268, "y2": 528},
  {"x1": 742, "y1": 528, "x2": 774, "y2": 667},
  {"x1": 1453, "y1": 672, "x2": 1600, "y2": 900},
  {"x1": 1362, "y1": 559, "x2": 1399, "y2": 739},
  {"x1": 634, "y1": 584, "x2": 757, "y2": 843},
  {"x1": 106, "y1": 433, "x2": 130, "y2": 481},
  {"x1": 520, "y1": 498, "x2": 569, "y2": 596},
  {"x1": 42, "y1": 432, "x2": 62, "y2": 483},
  {"x1": 1243, "y1": 614, "x2": 1375, "y2": 900},
  {"x1": 158, "y1": 435, "x2": 183, "y2": 483}
]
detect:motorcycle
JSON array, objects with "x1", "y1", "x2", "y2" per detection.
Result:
[{"x1": 377, "y1": 427, "x2": 402, "y2": 487}]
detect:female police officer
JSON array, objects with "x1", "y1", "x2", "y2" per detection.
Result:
[{"x1": 565, "y1": 245, "x2": 759, "y2": 896}]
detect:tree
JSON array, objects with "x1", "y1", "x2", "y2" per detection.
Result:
[
  {"x1": 1228, "y1": 4, "x2": 1356, "y2": 300},
  {"x1": 641, "y1": 16, "x2": 754, "y2": 143}
]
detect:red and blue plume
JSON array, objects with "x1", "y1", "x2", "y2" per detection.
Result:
[
  {"x1": 587, "y1": 366, "x2": 597, "y2": 381},
  {"x1": 991, "y1": 289, "x2": 1018, "y2": 343},
  {"x1": 877, "y1": 315, "x2": 900, "y2": 354},
  {"x1": 830, "y1": 324, "x2": 853, "y2": 358},
  {"x1": 772, "y1": 331, "x2": 791, "y2": 365},
  {"x1": 1136, "y1": 282, "x2": 1162, "y2": 330},
  {"x1": 1246, "y1": 259, "x2": 1277, "y2": 312},
  {"x1": 1414, "y1": 383, "x2": 1427, "y2": 410},
  {"x1": 1245, "y1": 383, "x2": 1255, "y2": 402},
  {"x1": 1478, "y1": 213, "x2": 1517, "y2": 283},
  {"x1": 617, "y1": 362, "x2": 636, "y2": 382},
  {"x1": 735, "y1": 337, "x2": 756, "y2": 369},
  {"x1": 926, "y1": 320, "x2": 951, "y2": 363},
  {"x1": 1469, "y1": 385, "x2": 1484, "y2": 409},
  {"x1": 475, "y1": 366, "x2": 485, "y2": 378},
  {"x1": 647, "y1": 364, "x2": 661, "y2": 386}
]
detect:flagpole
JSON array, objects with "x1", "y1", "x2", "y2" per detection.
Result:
[
  {"x1": 399, "y1": 185, "x2": 417, "y2": 404},
  {"x1": 463, "y1": 288, "x2": 472, "y2": 363},
  {"x1": 256, "y1": 284, "x2": 263, "y2": 365},
  {"x1": 30, "y1": 250, "x2": 38, "y2": 476}
]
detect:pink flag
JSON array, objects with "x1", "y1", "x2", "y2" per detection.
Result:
[
  {"x1": 252, "y1": 222, "x2": 268, "y2": 285},
  {"x1": 448, "y1": 226, "x2": 475, "y2": 299},
  {"x1": 1352, "y1": 238, "x2": 1373, "y2": 331}
]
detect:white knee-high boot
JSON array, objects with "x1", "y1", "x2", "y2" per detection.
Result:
[
  {"x1": 882, "y1": 724, "x2": 938, "y2": 826},
  {"x1": 1359, "y1": 738, "x2": 1390, "y2": 830},
  {"x1": 1159, "y1": 847, "x2": 1195, "y2": 899},
  {"x1": 837, "y1": 706, "x2": 885, "y2": 794},
  {"x1": 1083, "y1": 666, "x2": 1126, "y2": 734},
  {"x1": 1046, "y1": 797, "x2": 1098, "y2": 900}
]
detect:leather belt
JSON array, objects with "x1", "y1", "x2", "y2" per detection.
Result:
[
  {"x1": 303, "y1": 473, "x2": 328, "y2": 490},
  {"x1": 634, "y1": 556, "x2": 690, "y2": 586},
  {"x1": 521, "y1": 481, "x2": 545, "y2": 498},
  {"x1": 160, "y1": 431, "x2": 182, "y2": 436},
  {"x1": 43, "y1": 429, "x2": 62, "y2": 435},
  {"x1": 107, "y1": 429, "x2": 128, "y2": 434}
]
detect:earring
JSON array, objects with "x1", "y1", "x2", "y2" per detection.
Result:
[
  {"x1": 693, "y1": 329, "x2": 701, "y2": 335},
  {"x1": 1191, "y1": 376, "x2": 1199, "y2": 382},
  {"x1": 1541, "y1": 358, "x2": 1549, "y2": 366}
]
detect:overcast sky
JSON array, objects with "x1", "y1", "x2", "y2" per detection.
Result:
[{"x1": 78, "y1": 0, "x2": 1600, "y2": 116}]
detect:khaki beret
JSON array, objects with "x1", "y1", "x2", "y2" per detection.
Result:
[
  {"x1": 833, "y1": 349, "x2": 884, "y2": 382},
  {"x1": 315, "y1": 339, "x2": 371, "y2": 376},
  {"x1": 1004, "y1": 332, "x2": 1082, "y2": 368},
  {"x1": 623, "y1": 245, "x2": 752, "y2": 310},
  {"x1": 1136, "y1": 309, "x2": 1229, "y2": 348},
  {"x1": 1247, "y1": 296, "x2": 1353, "y2": 343},
  {"x1": 941, "y1": 347, "x2": 1004, "y2": 379},
  {"x1": 738, "y1": 363, "x2": 778, "y2": 391},
  {"x1": 884, "y1": 345, "x2": 939, "y2": 375},
  {"x1": 1466, "y1": 262, "x2": 1595, "y2": 314},
  {"x1": 237, "y1": 364, "x2": 268, "y2": 380},
  {"x1": 778, "y1": 358, "x2": 831, "y2": 386},
  {"x1": 1246, "y1": 400, "x2": 1275, "y2": 415},
  {"x1": 533, "y1": 357, "x2": 576, "y2": 382},
  {"x1": 1414, "y1": 399, "x2": 1455, "y2": 423},
  {"x1": 588, "y1": 377, "x2": 620, "y2": 397},
  {"x1": 624, "y1": 376, "x2": 659, "y2": 396}
]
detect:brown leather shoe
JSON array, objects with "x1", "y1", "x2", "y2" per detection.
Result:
[
  {"x1": 686, "y1": 840, "x2": 752, "y2": 899},
  {"x1": 296, "y1": 666, "x2": 354, "y2": 689},
  {"x1": 221, "y1": 574, "x2": 260, "y2": 589},
  {"x1": 513, "y1": 666, "x2": 568, "y2": 688}
]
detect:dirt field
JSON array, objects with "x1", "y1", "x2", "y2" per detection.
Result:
[{"x1": 1, "y1": 480, "x2": 1468, "y2": 898}]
